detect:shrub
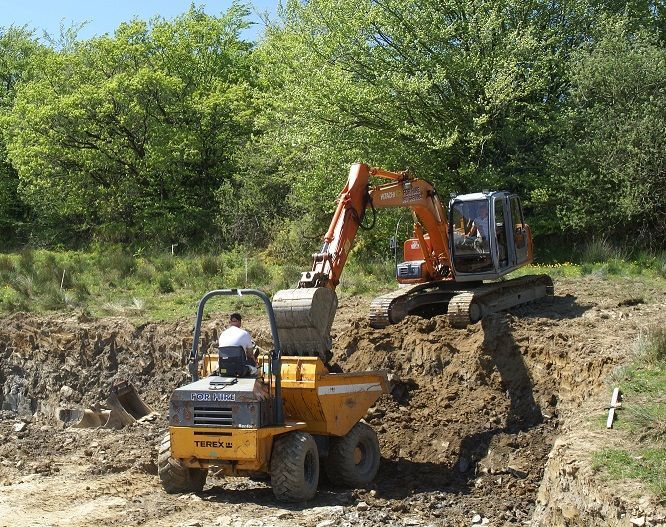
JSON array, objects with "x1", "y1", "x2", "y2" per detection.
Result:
[
  {"x1": 99, "y1": 248, "x2": 136, "y2": 278},
  {"x1": 158, "y1": 273, "x2": 175, "y2": 294},
  {"x1": 201, "y1": 255, "x2": 223, "y2": 277},
  {"x1": 246, "y1": 260, "x2": 270, "y2": 285},
  {"x1": 0, "y1": 255, "x2": 15, "y2": 273},
  {"x1": 579, "y1": 239, "x2": 626, "y2": 264},
  {"x1": 19, "y1": 248, "x2": 34, "y2": 271}
]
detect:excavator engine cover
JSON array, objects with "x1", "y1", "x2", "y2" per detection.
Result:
[{"x1": 272, "y1": 287, "x2": 338, "y2": 359}]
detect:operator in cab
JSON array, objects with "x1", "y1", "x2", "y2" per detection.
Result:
[
  {"x1": 469, "y1": 202, "x2": 489, "y2": 241},
  {"x1": 219, "y1": 313, "x2": 258, "y2": 375}
]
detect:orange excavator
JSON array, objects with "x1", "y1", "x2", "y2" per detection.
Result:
[{"x1": 272, "y1": 163, "x2": 553, "y2": 359}]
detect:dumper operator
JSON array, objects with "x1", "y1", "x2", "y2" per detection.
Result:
[{"x1": 218, "y1": 313, "x2": 258, "y2": 377}]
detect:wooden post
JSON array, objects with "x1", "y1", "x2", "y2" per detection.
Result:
[{"x1": 606, "y1": 387, "x2": 621, "y2": 429}]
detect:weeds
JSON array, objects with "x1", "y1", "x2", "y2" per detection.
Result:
[
  {"x1": 597, "y1": 328, "x2": 666, "y2": 502},
  {"x1": 579, "y1": 238, "x2": 627, "y2": 263},
  {"x1": 0, "y1": 247, "x2": 663, "y2": 321},
  {"x1": 592, "y1": 449, "x2": 666, "y2": 501}
]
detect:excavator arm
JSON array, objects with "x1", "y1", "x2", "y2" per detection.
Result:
[{"x1": 300, "y1": 163, "x2": 452, "y2": 289}]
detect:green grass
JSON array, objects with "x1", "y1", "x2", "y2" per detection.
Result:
[
  {"x1": 1, "y1": 243, "x2": 664, "y2": 321},
  {"x1": 594, "y1": 328, "x2": 666, "y2": 503},
  {"x1": 592, "y1": 448, "x2": 666, "y2": 500},
  {"x1": 0, "y1": 248, "x2": 400, "y2": 321}
]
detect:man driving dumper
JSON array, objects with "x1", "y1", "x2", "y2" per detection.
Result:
[{"x1": 218, "y1": 313, "x2": 258, "y2": 376}]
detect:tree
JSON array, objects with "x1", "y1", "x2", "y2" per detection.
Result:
[
  {"x1": 0, "y1": 26, "x2": 42, "y2": 244},
  {"x1": 3, "y1": 4, "x2": 255, "y2": 246},
  {"x1": 546, "y1": 17, "x2": 666, "y2": 244},
  {"x1": 251, "y1": 0, "x2": 610, "y2": 249}
]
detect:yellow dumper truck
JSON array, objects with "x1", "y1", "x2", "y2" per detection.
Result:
[{"x1": 158, "y1": 288, "x2": 388, "y2": 502}]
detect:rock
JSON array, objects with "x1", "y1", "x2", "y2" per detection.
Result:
[
  {"x1": 214, "y1": 515, "x2": 232, "y2": 526},
  {"x1": 13, "y1": 422, "x2": 27, "y2": 433},
  {"x1": 481, "y1": 519, "x2": 490, "y2": 525},
  {"x1": 630, "y1": 517, "x2": 645, "y2": 527},
  {"x1": 458, "y1": 457, "x2": 470, "y2": 473},
  {"x1": 316, "y1": 521, "x2": 336, "y2": 527},
  {"x1": 471, "y1": 514, "x2": 482, "y2": 524},
  {"x1": 60, "y1": 385, "x2": 74, "y2": 398},
  {"x1": 180, "y1": 522, "x2": 202, "y2": 527},
  {"x1": 507, "y1": 465, "x2": 528, "y2": 478},
  {"x1": 357, "y1": 501, "x2": 370, "y2": 511},
  {"x1": 309, "y1": 506, "x2": 344, "y2": 516}
]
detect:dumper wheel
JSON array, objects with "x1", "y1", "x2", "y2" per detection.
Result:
[
  {"x1": 158, "y1": 433, "x2": 207, "y2": 494},
  {"x1": 270, "y1": 431, "x2": 319, "y2": 502},
  {"x1": 325, "y1": 422, "x2": 380, "y2": 487}
]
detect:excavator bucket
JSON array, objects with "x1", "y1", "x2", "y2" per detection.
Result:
[
  {"x1": 272, "y1": 287, "x2": 338, "y2": 359},
  {"x1": 58, "y1": 407, "x2": 111, "y2": 429},
  {"x1": 104, "y1": 380, "x2": 156, "y2": 429},
  {"x1": 58, "y1": 380, "x2": 156, "y2": 430}
]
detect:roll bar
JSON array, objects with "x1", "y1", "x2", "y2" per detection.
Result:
[{"x1": 187, "y1": 288, "x2": 283, "y2": 424}]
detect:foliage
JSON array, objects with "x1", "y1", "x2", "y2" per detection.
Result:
[
  {"x1": 0, "y1": 2, "x2": 664, "y2": 252},
  {"x1": 253, "y1": 0, "x2": 628, "y2": 247},
  {"x1": 595, "y1": 328, "x2": 666, "y2": 503},
  {"x1": 2, "y1": 5, "x2": 255, "y2": 246},
  {"x1": 592, "y1": 448, "x2": 665, "y2": 501},
  {"x1": 0, "y1": 26, "x2": 43, "y2": 242},
  {"x1": 546, "y1": 17, "x2": 666, "y2": 243}
]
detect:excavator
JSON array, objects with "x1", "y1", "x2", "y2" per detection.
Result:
[{"x1": 272, "y1": 163, "x2": 553, "y2": 359}]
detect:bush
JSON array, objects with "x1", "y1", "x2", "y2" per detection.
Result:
[
  {"x1": 201, "y1": 255, "x2": 223, "y2": 277},
  {"x1": 0, "y1": 255, "x2": 15, "y2": 273},
  {"x1": 579, "y1": 239, "x2": 625, "y2": 264},
  {"x1": 19, "y1": 248, "x2": 34, "y2": 271},
  {"x1": 645, "y1": 327, "x2": 666, "y2": 364},
  {"x1": 98, "y1": 248, "x2": 136, "y2": 278},
  {"x1": 157, "y1": 273, "x2": 175, "y2": 294}
]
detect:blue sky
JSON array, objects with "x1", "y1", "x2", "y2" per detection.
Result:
[{"x1": 0, "y1": 1, "x2": 279, "y2": 42}]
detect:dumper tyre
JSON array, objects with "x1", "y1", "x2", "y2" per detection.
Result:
[
  {"x1": 325, "y1": 422, "x2": 380, "y2": 487},
  {"x1": 270, "y1": 431, "x2": 319, "y2": 502},
  {"x1": 158, "y1": 433, "x2": 207, "y2": 494}
]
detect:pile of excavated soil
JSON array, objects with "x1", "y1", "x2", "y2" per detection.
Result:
[{"x1": 0, "y1": 275, "x2": 664, "y2": 527}]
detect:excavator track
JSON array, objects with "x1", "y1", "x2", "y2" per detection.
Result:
[
  {"x1": 369, "y1": 284, "x2": 428, "y2": 328},
  {"x1": 369, "y1": 274, "x2": 554, "y2": 329}
]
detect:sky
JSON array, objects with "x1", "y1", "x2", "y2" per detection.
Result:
[{"x1": 0, "y1": 0, "x2": 279, "y2": 42}]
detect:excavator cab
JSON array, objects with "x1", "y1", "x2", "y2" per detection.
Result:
[{"x1": 448, "y1": 192, "x2": 533, "y2": 281}]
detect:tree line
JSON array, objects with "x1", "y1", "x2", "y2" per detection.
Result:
[{"x1": 0, "y1": 0, "x2": 664, "y2": 254}]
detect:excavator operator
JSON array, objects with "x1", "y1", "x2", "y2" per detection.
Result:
[{"x1": 469, "y1": 202, "x2": 490, "y2": 241}]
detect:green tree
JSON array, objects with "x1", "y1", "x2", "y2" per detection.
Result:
[
  {"x1": 3, "y1": 4, "x2": 254, "y2": 246},
  {"x1": 547, "y1": 17, "x2": 666, "y2": 244},
  {"x1": 0, "y1": 26, "x2": 42, "y2": 244},
  {"x1": 251, "y1": 0, "x2": 608, "y2": 247},
  {"x1": 251, "y1": 0, "x2": 666, "y2": 247}
]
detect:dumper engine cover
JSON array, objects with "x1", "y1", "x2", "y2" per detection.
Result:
[{"x1": 169, "y1": 376, "x2": 271, "y2": 429}]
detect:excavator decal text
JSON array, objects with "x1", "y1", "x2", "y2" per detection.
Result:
[
  {"x1": 402, "y1": 187, "x2": 423, "y2": 203},
  {"x1": 379, "y1": 191, "x2": 396, "y2": 201}
]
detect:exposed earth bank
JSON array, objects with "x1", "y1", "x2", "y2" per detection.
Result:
[{"x1": 0, "y1": 276, "x2": 664, "y2": 527}]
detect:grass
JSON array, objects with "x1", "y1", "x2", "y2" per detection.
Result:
[
  {"x1": 0, "y1": 248, "x2": 399, "y2": 321},
  {"x1": 0, "y1": 240, "x2": 664, "y2": 321},
  {"x1": 593, "y1": 327, "x2": 666, "y2": 503},
  {"x1": 592, "y1": 448, "x2": 666, "y2": 500}
]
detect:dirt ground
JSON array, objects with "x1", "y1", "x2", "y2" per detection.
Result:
[{"x1": 0, "y1": 275, "x2": 664, "y2": 527}]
